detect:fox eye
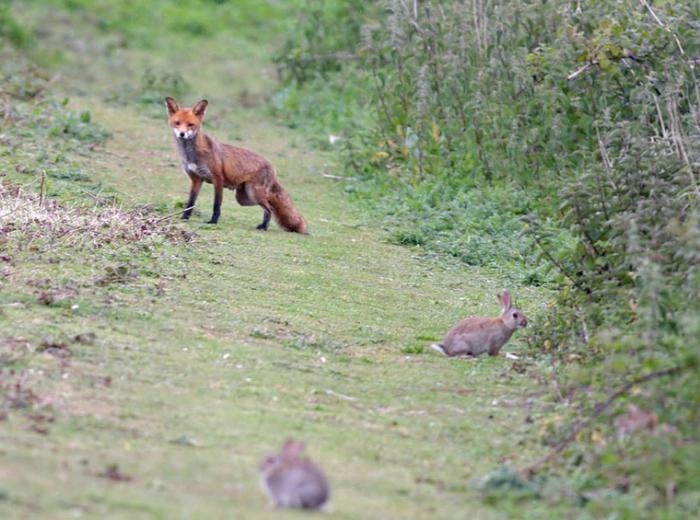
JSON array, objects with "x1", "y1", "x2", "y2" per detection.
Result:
[
  {"x1": 174, "y1": 121, "x2": 180, "y2": 125},
  {"x1": 188, "y1": 123, "x2": 195, "y2": 128}
]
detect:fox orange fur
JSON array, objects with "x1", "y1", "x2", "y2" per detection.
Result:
[{"x1": 165, "y1": 97, "x2": 307, "y2": 233}]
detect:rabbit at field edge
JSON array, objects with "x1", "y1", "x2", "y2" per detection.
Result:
[{"x1": 430, "y1": 290, "x2": 527, "y2": 357}]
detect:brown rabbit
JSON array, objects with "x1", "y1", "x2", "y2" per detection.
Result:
[
  {"x1": 430, "y1": 290, "x2": 527, "y2": 357},
  {"x1": 259, "y1": 439, "x2": 329, "y2": 510}
]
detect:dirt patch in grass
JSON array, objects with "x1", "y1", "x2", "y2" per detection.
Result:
[
  {"x1": 0, "y1": 337, "x2": 54, "y2": 433},
  {"x1": 49, "y1": 379, "x2": 117, "y2": 419},
  {"x1": 0, "y1": 334, "x2": 117, "y2": 435}
]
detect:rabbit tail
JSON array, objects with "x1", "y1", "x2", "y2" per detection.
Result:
[{"x1": 430, "y1": 343, "x2": 447, "y2": 356}]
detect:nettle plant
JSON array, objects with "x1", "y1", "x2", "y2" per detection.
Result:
[
  {"x1": 357, "y1": 0, "x2": 567, "y2": 185},
  {"x1": 527, "y1": 2, "x2": 700, "y2": 355},
  {"x1": 519, "y1": 2, "x2": 700, "y2": 505}
]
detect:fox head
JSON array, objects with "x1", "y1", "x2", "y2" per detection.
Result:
[{"x1": 165, "y1": 97, "x2": 208, "y2": 140}]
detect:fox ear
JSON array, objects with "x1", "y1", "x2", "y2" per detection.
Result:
[
  {"x1": 192, "y1": 99, "x2": 208, "y2": 119},
  {"x1": 498, "y1": 291, "x2": 512, "y2": 311},
  {"x1": 165, "y1": 97, "x2": 179, "y2": 116}
]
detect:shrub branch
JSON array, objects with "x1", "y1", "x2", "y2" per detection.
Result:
[{"x1": 520, "y1": 364, "x2": 686, "y2": 478}]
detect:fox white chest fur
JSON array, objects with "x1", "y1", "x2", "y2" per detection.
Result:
[{"x1": 175, "y1": 137, "x2": 211, "y2": 181}]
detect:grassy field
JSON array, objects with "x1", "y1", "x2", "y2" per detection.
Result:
[{"x1": 0, "y1": 3, "x2": 563, "y2": 519}]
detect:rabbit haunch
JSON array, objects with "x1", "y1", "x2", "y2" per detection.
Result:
[{"x1": 431, "y1": 290, "x2": 528, "y2": 357}]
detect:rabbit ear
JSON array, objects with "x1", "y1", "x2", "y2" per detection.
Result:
[
  {"x1": 282, "y1": 439, "x2": 304, "y2": 459},
  {"x1": 498, "y1": 291, "x2": 512, "y2": 311}
]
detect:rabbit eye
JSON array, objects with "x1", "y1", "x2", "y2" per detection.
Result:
[{"x1": 512, "y1": 312, "x2": 518, "y2": 318}]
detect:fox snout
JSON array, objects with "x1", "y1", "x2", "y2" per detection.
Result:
[{"x1": 173, "y1": 127, "x2": 197, "y2": 140}]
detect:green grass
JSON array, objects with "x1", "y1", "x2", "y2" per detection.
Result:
[{"x1": 0, "y1": 3, "x2": 569, "y2": 519}]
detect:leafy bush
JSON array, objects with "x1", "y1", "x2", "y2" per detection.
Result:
[
  {"x1": 0, "y1": 1, "x2": 30, "y2": 48},
  {"x1": 269, "y1": 0, "x2": 377, "y2": 146},
  {"x1": 1, "y1": 64, "x2": 49, "y2": 100},
  {"x1": 106, "y1": 67, "x2": 190, "y2": 118},
  {"x1": 269, "y1": 69, "x2": 373, "y2": 148},
  {"x1": 34, "y1": 98, "x2": 111, "y2": 143},
  {"x1": 275, "y1": 0, "x2": 375, "y2": 82},
  {"x1": 519, "y1": 12, "x2": 700, "y2": 508}
]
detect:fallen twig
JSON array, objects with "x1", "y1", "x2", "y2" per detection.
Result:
[
  {"x1": 151, "y1": 206, "x2": 194, "y2": 224},
  {"x1": 322, "y1": 174, "x2": 358, "y2": 181},
  {"x1": 325, "y1": 389, "x2": 358, "y2": 402},
  {"x1": 567, "y1": 63, "x2": 592, "y2": 81},
  {"x1": 39, "y1": 170, "x2": 46, "y2": 206},
  {"x1": 0, "y1": 201, "x2": 22, "y2": 220},
  {"x1": 639, "y1": 0, "x2": 684, "y2": 55}
]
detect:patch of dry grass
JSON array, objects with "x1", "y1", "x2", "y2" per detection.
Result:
[{"x1": 0, "y1": 181, "x2": 195, "y2": 254}]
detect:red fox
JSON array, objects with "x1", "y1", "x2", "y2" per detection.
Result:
[{"x1": 165, "y1": 97, "x2": 307, "y2": 233}]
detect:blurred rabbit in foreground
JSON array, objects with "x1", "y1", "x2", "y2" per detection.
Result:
[{"x1": 259, "y1": 439, "x2": 330, "y2": 510}]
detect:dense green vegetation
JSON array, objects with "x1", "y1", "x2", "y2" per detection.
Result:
[
  {"x1": 274, "y1": 0, "x2": 700, "y2": 516},
  {"x1": 1, "y1": 0, "x2": 699, "y2": 517}
]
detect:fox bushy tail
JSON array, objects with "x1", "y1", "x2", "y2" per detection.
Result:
[{"x1": 269, "y1": 181, "x2": 307, "y2": 234}]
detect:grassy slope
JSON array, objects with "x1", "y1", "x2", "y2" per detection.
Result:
[{"x1": 1, "y1": 6, "x2": 558, "y2": 520}]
